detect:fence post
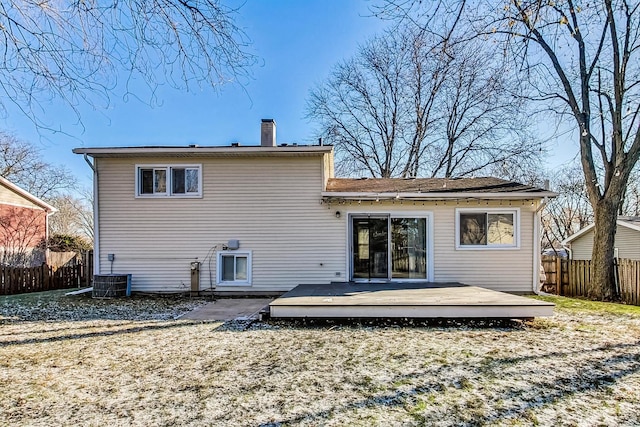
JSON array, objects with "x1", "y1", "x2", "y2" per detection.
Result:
[
  {"x1": 614, "y1": 257, "x2": 621, "y2": 300},
  {"x1": 46, "y1": 264, "x2": 51, "y2": 290},
  {"x1": 555, "y1": 257, "x2": 561, "y2": 295}
]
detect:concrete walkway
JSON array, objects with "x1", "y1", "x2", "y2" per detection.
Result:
[{"x1": 180, "y1": 298, "x2": 273, "y2": 321}]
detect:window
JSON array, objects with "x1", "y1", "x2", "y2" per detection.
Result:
[
  {"x1": 456, "y1": 209, "x2": 518, "y2": 249},
  {"x1": 136, "y1": 165, "x2": 202, "y2": 197},
  {"x1": 172, "y1": 167, "x2": 200, "y2": 194},
  {"x1": 217, "y1": 251, "x2": 252, "y2": 285}
]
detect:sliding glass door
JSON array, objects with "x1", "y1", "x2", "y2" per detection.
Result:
[
  {"x1": 391, "y1": 218, "x2": 427, "y2": 279},
  {"x1": 351, "y1": 215, "x2": 427, "y2": 281},
  {"x1": 352, "y1": 217, "x2": 389, "y2": 280}
]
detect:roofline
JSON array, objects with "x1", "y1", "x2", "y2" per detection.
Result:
[
  {"x1": 620, "y1": 218, "x2": 640, "y2": 232},
  {"x1": 322, "y1": 191, "x2": 557, "y2": 200},
  {"x1": 562, "y1": 218, "x2": 640, "y2": 245},
  {"x1": 73, "y1": 145, "x2": 333, "y2": 157},
  {"x1": 561, "y1": 223, "x2": 595, "y2": 246},
  {"x1": 0, "y1": 176, "x2": 57, "y2": 213}
]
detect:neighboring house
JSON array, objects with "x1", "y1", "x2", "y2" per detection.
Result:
[
  {"x1": 562, "y1": 216, "x2": 640, "y2": 260},
  {"x1": 0, "y1": 176, "x2": 57, "y2": 266},
  {"x1": 73, "y1": 120, "x2": 555, "y2": 295}
]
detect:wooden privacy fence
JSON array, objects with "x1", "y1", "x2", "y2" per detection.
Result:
[
  {"x1": 542, "y1": 256, "x2": 640, "y2": 306},
  {"x1": 0, "y1": 263, "x2": 86, "y2": 296},
  {"x1": 618, "y1": 259, "x2": 640, "y2": 306}
]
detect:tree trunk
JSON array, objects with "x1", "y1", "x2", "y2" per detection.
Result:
[{"x1": 589, "y1": 199, "x2": 619, "y2": 300}]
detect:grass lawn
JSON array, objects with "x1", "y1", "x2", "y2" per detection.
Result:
[{"x1": 1, "y1": 291, "x2": 639, "y2": 426}]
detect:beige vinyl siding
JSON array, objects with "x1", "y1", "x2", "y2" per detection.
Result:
[
  {"x1": 616, "y1": 226, "x2": 640, "y2": 259},
  {"x1": 343, "y1": 201, "x2": 536, "y2": 293},
  {"x1": 97, "y1": 155, "x2": 538, "y2": 293},
  {"x1": 0, "y1": 184, "x2": 41, "y2": 209},
  {"x1": 570, "y1": 225, "x2": 640, "y2": 260},
  {"x1": 569, "y1": 230, "x2": 594, "y2": 260},
  {"x1": 96, "y1": 155, "x2": 345, "y2": 292}
]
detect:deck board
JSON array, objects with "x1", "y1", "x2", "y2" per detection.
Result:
[{"x1": 269, "y1": 282, "x2": 554, "y2": 318}]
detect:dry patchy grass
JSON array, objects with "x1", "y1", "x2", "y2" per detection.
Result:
[{"x1": 1, "y1": 292, "x2": 639, "y2": 426}]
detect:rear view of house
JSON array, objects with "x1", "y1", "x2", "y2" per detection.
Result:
[
  {"x1": 74, "y1": 120, "x2": 555, "y2": 295},
  {"x1": 0, "y1": 177, "x2": 56, "y2": 266}
]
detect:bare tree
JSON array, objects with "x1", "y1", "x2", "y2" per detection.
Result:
[
  {"x1": 430, "y1": 42, "x2": 544, "y2": 178},
  {"x1": 307, "y1": 25, "x2": 543, "y2": 178},
  {"x1": 378, "y1": 0, "x2": 640, "y2": 299},
  {"x1": 307, "y1": 28, "x2": 423, "y2": 178},
  {"x1": 621, "y1": 166, "x2": 640, "y2": 216},
  {"x1": 48, "y1": 193, "x2": 93, "y2": 241},
  {"x1": 542, "y1": 165, "x2": 594, "y2": 251},
  {"x1": 0, "y1": 0, "x2": 255, "y2": 130},
  {"x1": 0, "y1": 132, "x2": 76, "y2": 198},
  {"x1": 480, "y1": 1, "x2": 640, "y2": 300},
  {"x1": 542, "y1": 162, "x2": 638, "y2": 252}
]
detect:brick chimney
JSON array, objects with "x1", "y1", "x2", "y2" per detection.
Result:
[{"x1": 261, "y1": 119, "x2": 276, "y2": 147}]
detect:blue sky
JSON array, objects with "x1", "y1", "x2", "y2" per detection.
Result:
[{"x1": 0, "y1": 0, "x2": 577, "y2": 190}]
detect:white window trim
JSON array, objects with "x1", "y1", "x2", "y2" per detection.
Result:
[
  {"x1": 135, "y1": 164, "x2": 203, "y2": 198},
  {"x1": 455, "y1": 207, "x2": 520, "y2": 250},
  {"x1": 216, "y1": 250, "x2": 252, "y2": 286}
]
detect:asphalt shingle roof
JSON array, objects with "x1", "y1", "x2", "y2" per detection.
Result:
[{"x1": 325, "y1": 177, "x2": 549, "y2": 194}]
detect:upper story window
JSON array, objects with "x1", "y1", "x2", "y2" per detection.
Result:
[
  {"x1": 456, "y1": 208, "x2": 519, "y2": 250},
  {"x1": 136, "y1": 165, "x2": 202, "y2": 198}
]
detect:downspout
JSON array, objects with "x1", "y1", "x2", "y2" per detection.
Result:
[
  {"x1": 83, "y1": 154, "x2": 99, "y2": 276},
  {"x1": 532, "y1": 197, "x2": 549, "y2": 294}
]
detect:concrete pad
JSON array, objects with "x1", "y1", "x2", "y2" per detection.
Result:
[{"x1": 181, "y1": 298, "x2": 273, "y2": 321}]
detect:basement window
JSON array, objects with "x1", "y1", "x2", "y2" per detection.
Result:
[
  {"x1": 136, "y1": 165, "x2": 202, "y2": 197},
  {"x1": 217, "y1": 251, "x2": 252, "y2": 286},
  {"x1": 456, "y1": 208, "x2": 519, "y2": 249}
]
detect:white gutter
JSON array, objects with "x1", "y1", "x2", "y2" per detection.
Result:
[
  {"x1": 323, "y1": 191, "x2": 557, "y2": 201},
  {"x1": 73, "y1": 145, "x2": 333, "y2": 157},
  {"x1": 83, "y1": 154, "x2": 99, "y2": 276}
]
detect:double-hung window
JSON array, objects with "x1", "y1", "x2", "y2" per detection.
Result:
[
  {"x1": 456, "y1": 208, "x2": 519, "y2": 249},
  {"x1": 217, "y1": 251, "x2": 252, "y2": 286},
  {"x1": 136, "y1": 165, "x2": 202, "y2": 197}
]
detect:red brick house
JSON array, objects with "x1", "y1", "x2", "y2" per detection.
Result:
[{"x1": 0, "y1": 176, "x2": 57, "y2": 266}]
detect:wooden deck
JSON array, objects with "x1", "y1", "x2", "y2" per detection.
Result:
[{"x1": 269, "y1": 282, "x2": 554, "y2": 319}]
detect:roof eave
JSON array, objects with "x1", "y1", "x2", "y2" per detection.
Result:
[
  {"x1": 618, "y1": 219, "x2": 640, "y2": 233},
  {"x1": 562, "y1": 218, "x2": 640, "y2": 246},
  {"x1": 561, "y1": 223, "x2": 595, "y2": 246},
  {"x1": 73, "y1": 145, "x2": 334, "y2": 158},
  {"x1": 0, "y1": 176, "x2": 58, "y2": 212},
  {"x1": 322, "y1": 191, "x2": 557, "y2": 201}
]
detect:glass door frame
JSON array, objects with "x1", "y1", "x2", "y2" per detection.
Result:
[
  {"x1": 350, "y1": 214, "x2": 391, "y2": 282},
  {"x1": 348, "y1": 212, "x2": 434, "y2": 283}
]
